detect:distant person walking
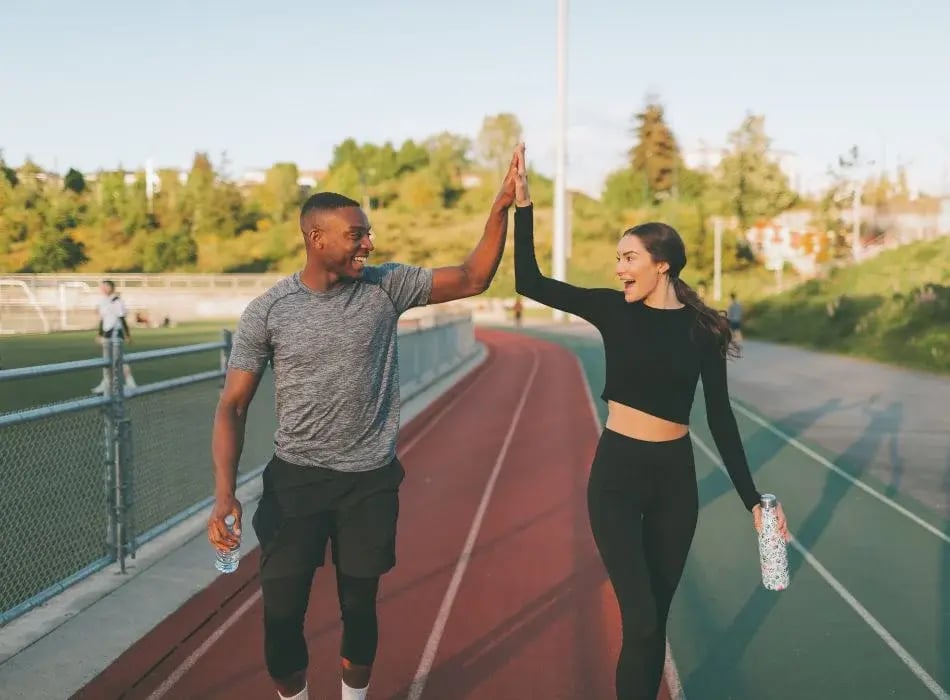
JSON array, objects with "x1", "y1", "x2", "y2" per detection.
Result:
[
  {"x1": 727, "y1": 292, "x2": 744, "y2": 350},
  {"x1": 512, "y1": 295, "x2": 524, "y2": 327},
  {"x1": 91, "y1": 280, "x2": 137, "y2": 394}
]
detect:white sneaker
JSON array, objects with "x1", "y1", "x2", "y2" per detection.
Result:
[{"x1": 91, "y1": 382, "x2": 106, "y2": 394}]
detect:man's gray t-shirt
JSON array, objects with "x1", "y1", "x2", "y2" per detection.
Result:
[{"x1": 228, "y1": 263, "x2": 433, "y2": 472}]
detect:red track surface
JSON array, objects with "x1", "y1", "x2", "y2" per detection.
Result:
[{"x1": 75, "y1": 329, "x2": 672, "y2": 700}]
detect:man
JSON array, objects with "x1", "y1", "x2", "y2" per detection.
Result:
[
  {"x1": 727, "y1": 291, "x2": 744, "y2": 350},
  {"x1": 91, "y1": 280, "x2": 137, "y2": 394},
  {"x1": 207, "y1": 144, "x2": 524, "y2": 700}
]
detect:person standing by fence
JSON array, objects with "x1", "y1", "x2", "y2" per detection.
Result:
[
  {"x1": 91, "y1": 280, "x2": 137, "y2": 394},
  {"x1": 207, "y1": 145, "x2": 524, "y2": 700}
]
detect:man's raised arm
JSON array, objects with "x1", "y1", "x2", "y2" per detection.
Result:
[{"x1": 428, "y1": 143, "x2": 523, "y2": 304}]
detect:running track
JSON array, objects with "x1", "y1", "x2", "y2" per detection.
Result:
[{"x1": 75, "y1": 329, "x2": 676, "y2": 700}]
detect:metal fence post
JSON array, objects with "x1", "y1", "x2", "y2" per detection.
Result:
[
  {"x1": 109, "y1": 333, "x2": 129, "y2": 574},
  {"x1": 101, "y1": 338, "x2": 116, "y2": 558}
]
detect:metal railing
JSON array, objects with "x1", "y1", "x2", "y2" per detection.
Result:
[
  {"x1": 0, "y1": 315, "x2": 479, "y2": 626},
  {"x1": 3, "y1": 273, "x2": 282, "y2": 291}
]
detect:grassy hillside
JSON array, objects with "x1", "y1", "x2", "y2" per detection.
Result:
[{"x1": 747, "y1": 236, "x2": 950, "y2": 373}]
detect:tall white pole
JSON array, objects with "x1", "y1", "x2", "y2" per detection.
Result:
[
  {"x1": 552, "y1": 0, "x2": 568, "y2": 322},
  {"x1": 145, "y1": 158, "x2": 155, "y2": 214}
]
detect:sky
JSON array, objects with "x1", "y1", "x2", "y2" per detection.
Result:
[{"x1": 3, "y1": 0, "x2": 949, "y2": 197}]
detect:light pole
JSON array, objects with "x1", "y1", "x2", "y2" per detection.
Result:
[{"x1": 552, "y1": 0, "x2": 568, "y2": 322}]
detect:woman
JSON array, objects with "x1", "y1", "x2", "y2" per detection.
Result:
[{"x1": 511, "y1": 150, "x2": 789, "y2": 699}]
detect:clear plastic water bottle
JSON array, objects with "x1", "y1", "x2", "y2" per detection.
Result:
[
  {"x1": 758, "y1": 493, "x2": 789, "y2": 591},
  {"x1": 214, "y1": 514, "x2": 240, "y2": 574}
]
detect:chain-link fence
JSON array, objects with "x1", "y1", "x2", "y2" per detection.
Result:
[
  {"x1": 0, "y1": 314, "x2": 478, "y2": 626},
  {"x1": 0, "y1": 397, "x2": 110, "y2": 616},
  {"x1": 126, "y1": 371, "x2": 277, "y2": 547}
]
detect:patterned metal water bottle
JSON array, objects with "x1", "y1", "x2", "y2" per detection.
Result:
[{"x1": 758, "y1": 494, "x2": 789, "y2": 591}]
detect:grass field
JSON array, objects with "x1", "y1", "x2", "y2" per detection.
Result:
[{"x1": 0, "y1": 321, "x2": 235, "y2": 414}]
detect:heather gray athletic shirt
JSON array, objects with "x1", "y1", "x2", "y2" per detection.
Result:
[{"x1": 228, "y1": 263, "x2": 433, "y2": 472}]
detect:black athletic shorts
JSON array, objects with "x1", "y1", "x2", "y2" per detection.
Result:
[
  {"x1": 252, "y1": 454, "x2": 406, "y2": 580},
  {"x1": 729, "y1": 320, "x2": 742, "y2": 331},
  {"x1": 99, "y1": 327, "x2": 127, "y2": 340}
]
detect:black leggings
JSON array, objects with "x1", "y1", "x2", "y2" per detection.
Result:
[
  {"x1": 262, "y1": 567, "x2": 380, "y2": 680},
  {"x1": 587, "y1": 428, "x2": 699, "y2": 700}
]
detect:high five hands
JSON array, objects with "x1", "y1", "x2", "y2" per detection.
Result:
[
  {"x1": 514, "y1": 143, "x2": 530, "y2": 207},
  {"x1": 495, "y1": 143, "x2": 531, "y2": 209}
]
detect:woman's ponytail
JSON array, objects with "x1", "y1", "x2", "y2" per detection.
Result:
[{"x1": 671, "y1": 277, "x2": 738, "y2": 359}]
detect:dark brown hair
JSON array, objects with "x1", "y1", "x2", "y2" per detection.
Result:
[{"x1": 622, "y1": 222, "x2": 738, "y2": 358}]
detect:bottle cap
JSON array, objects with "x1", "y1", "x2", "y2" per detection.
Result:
[
  {"x1": 760, "y1": 493, "x2": 778, "y2": 509},
  {"x1": 224, "y1": 514, "x2": 236, "y2": 527}
]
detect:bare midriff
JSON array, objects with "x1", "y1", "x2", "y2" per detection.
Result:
[{"x1": 605, "y1": 400, "x2": 689, "y2": 441}]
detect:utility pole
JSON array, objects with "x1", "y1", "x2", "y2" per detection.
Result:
[
  {"x1": 552, "y1": 0, "x2": 568, "y2": 322},
  {"x1": 145, "y1": 158, "x2": 155, "y2": 214}
]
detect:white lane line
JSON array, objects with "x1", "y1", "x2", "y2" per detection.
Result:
[
  {"x1": 731, "y1": 401, "x2": 950, "y2": 546},
  {"x1": 407, "y1": 349, "x2": 541, "y2": 700},
  {"x1": 146, "y1": 589, "x2": 262, "y2": 700},
  {"x1": 575, "y1": 356, "x2": 686, "y2": 700},
  {"x1": 691, "y1": 434, "x2": 949, "y2": 700}
]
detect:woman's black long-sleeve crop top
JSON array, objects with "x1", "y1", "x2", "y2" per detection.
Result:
[{"x1": 514, "y1": 204, "x2": 760, "y2": 511}]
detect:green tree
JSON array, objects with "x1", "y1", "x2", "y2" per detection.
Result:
[
  {"x1": 25, "y1": 231, "x2": 88, "y2": 271},
  {"x1": 47, "y1": 188, "x2": 82, "y2": 232},
  {"x1": 153, "y1": 169, "x2": 187, "y2": 232},
  {"x1": 261, "y1": 163, "x2": 300, "y2": 222},
  {"x1": 716, "y1": 114, "x2": 797, "y2": 229},
  {"x1": 63, "y1": 168, "x2": 86, "y2": 194},
  {"x1": 95, "y1": 170, "x2": 129, "y2": 222},
  {"x1": 119, "y1": 173, "x2": 151, "y2": 236},
  {"x1": 476, "y1": 113, "x2": 523, "y2": 177},
  {"x1": 676, "y1": 167, "x2": 711, "y2": 203},
  {"x1": 423, "y1": 132, "x2": 471, "y2": 206},
  {"x1": 330, "y1": 138, "x2": 363, "y2": 171},
  {"x1": 396, "y1": 139, "x2": 430, "y2": 175},
  {"x1": 425, "y1": 132, "x2": 471, "y2": 180},
  {"x1": 601, "y1": 168, "x2": 650, "y2": 211},
  {"x1": 398, "y1": 169, "x2": 444, "y2": 210},
  {"x1": 628, "y1": 97, "x2": 681, "y2": 203},
  {"x1": 0, "y1": 151, "x2": 18, "y2": 187},
  {"x1": 184, "y1": 152, "x2": 215, "y2": 235},
  {"x1": 140, "y1": 228, "x2": 198, "y2": 271},
  {"x1": 319, "y1": 161, "x2": 362, "y2": 202},
  {"x1": 364, "y1": 142, "x2": 398, "y2": 183},
  {"x1": 182, "y1": 152, "x2": 247, "y2": 237}
]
